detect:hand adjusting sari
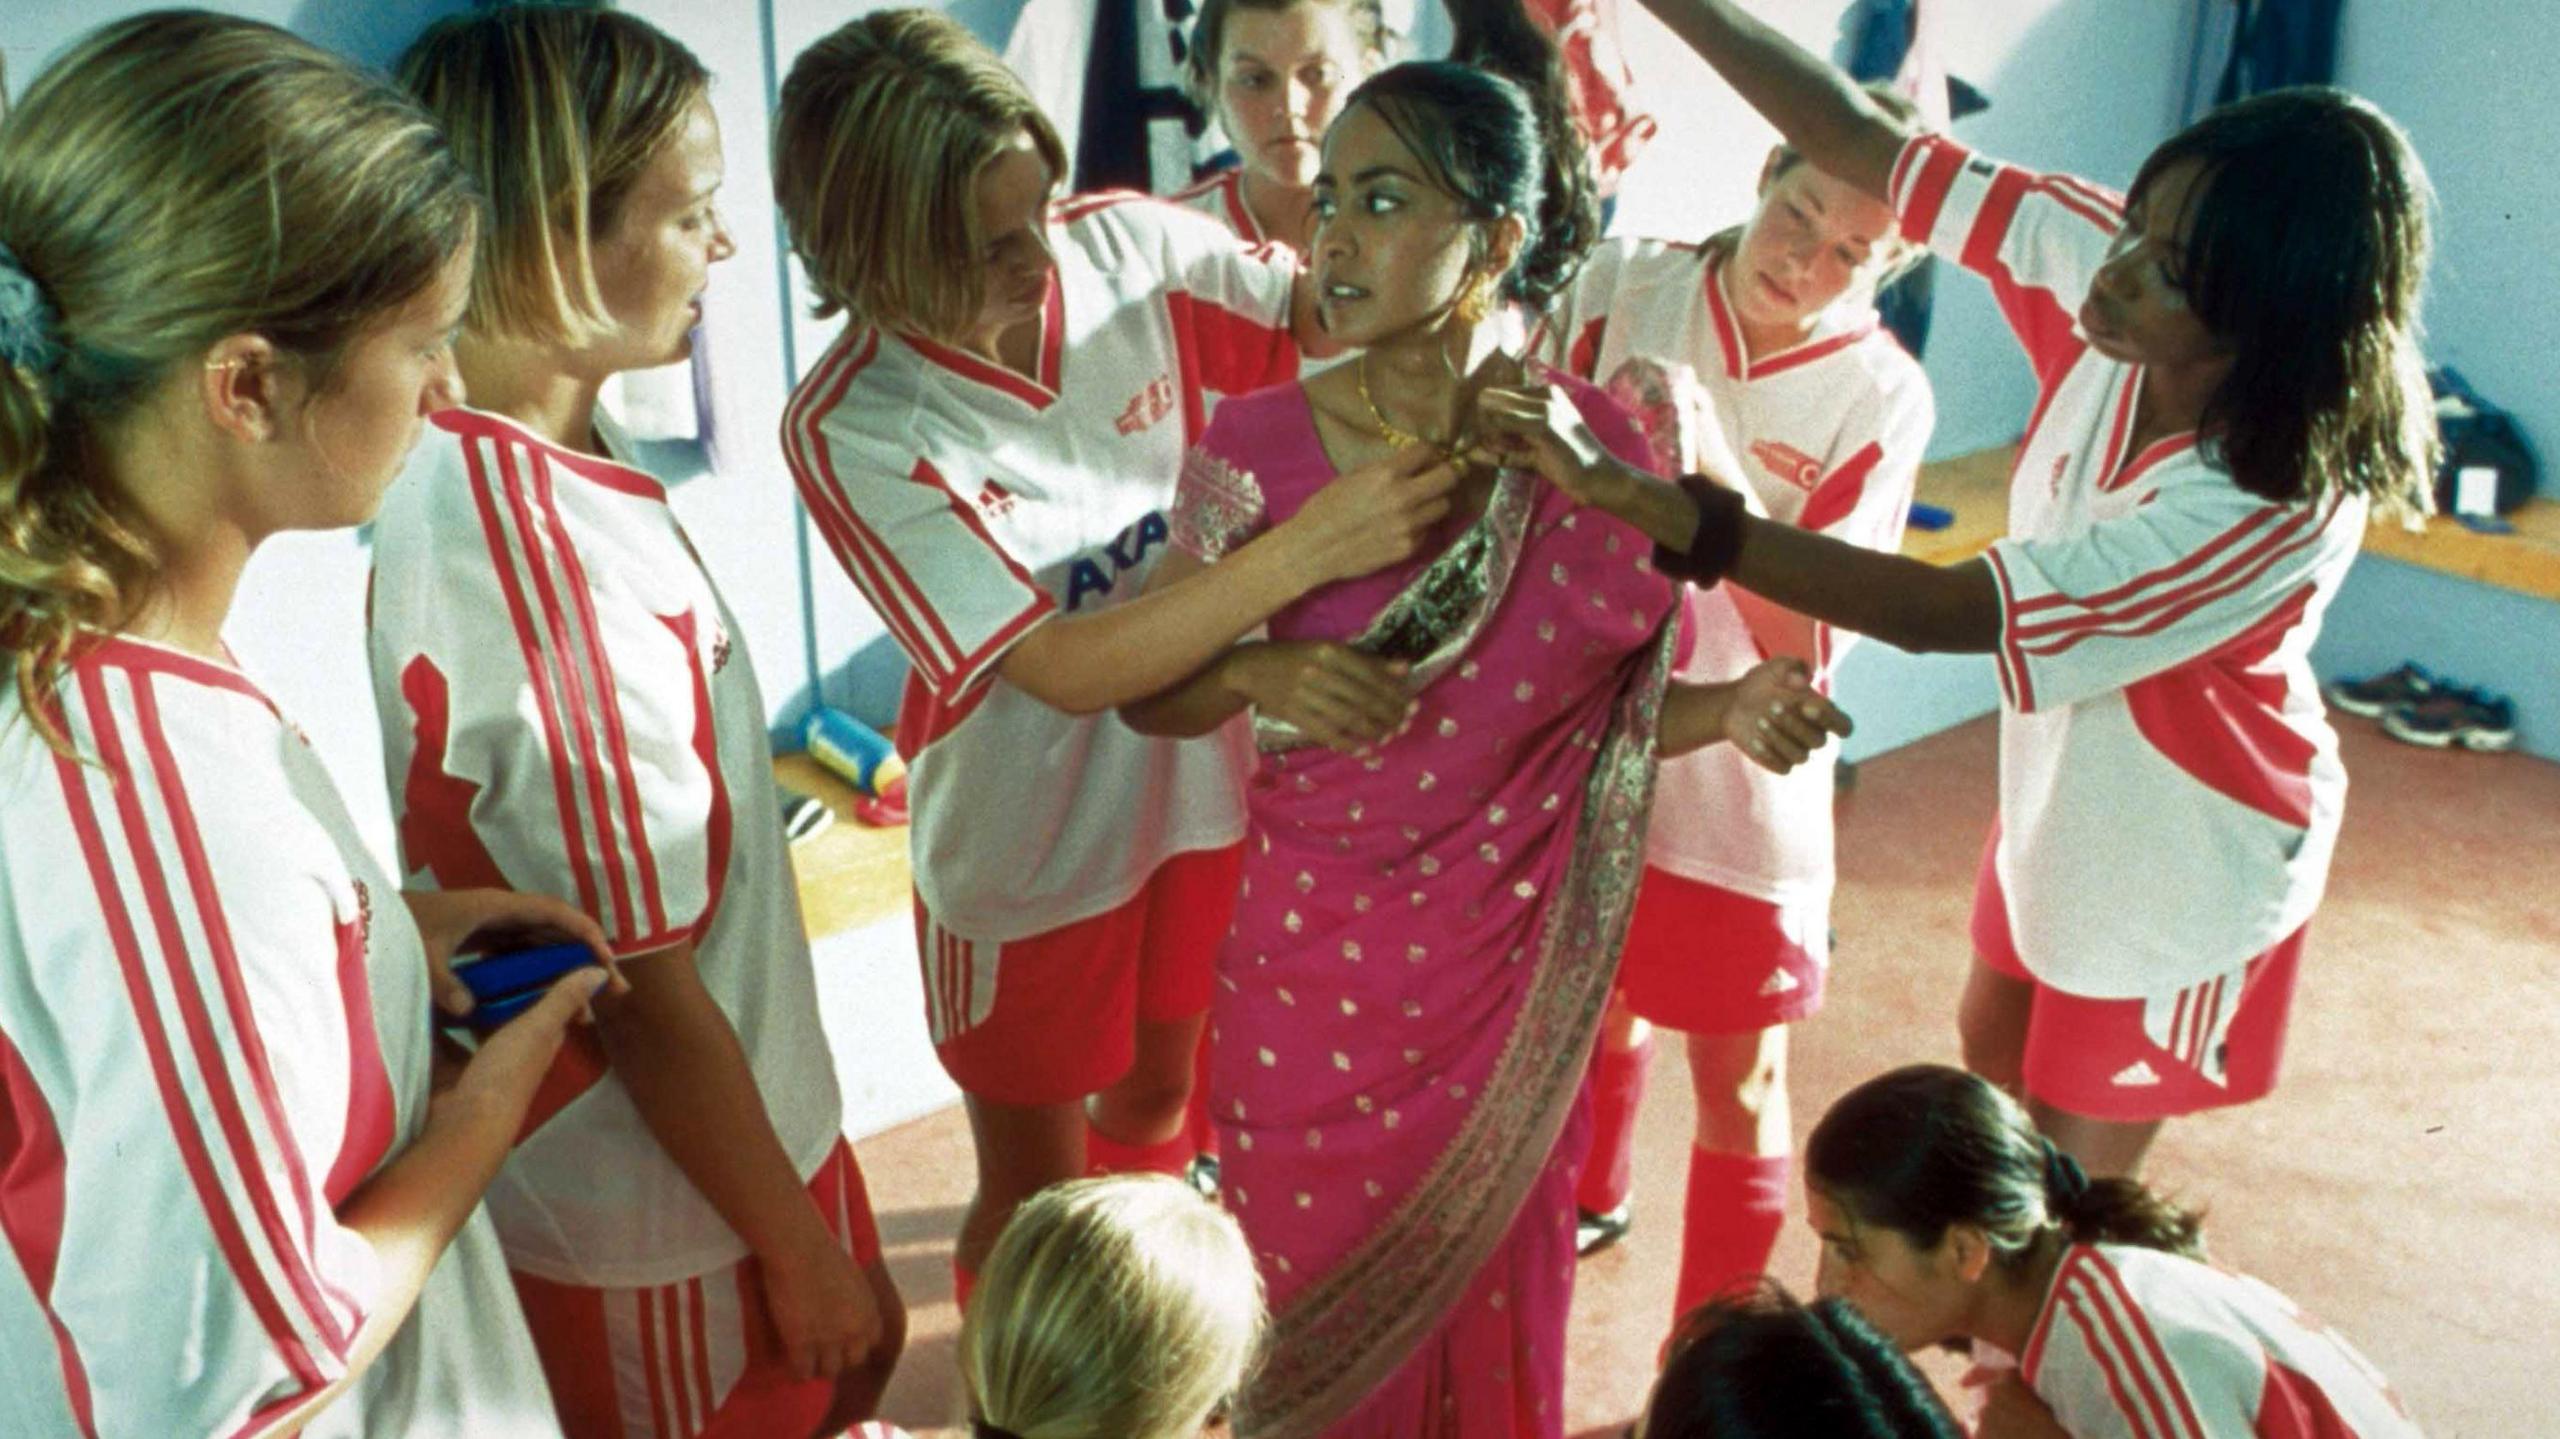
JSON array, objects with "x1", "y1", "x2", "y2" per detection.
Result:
[{"x1": 1169, "y1": 371, "x2": 1680, "y2": 1438}]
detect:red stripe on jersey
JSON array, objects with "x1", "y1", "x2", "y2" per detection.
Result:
[
  {"x1": 1168, "y1": 289, "x2": 1208, "y2": 446},
  {"x1": 430, "y1": 409, "x2": 669, "y2": 503},
  {"x1": 1966, "y1": 166, "x2": 2084, "y2": 382},
  {"x1": 2122, "y1": 583, "x2": 2321, "y2": 828},
  {"x1": 1886, "y1": 133, "x2": 1928, "y2": 214},
  {"x1": 2257, "y1": 1356, "x2": 2364, "y2": 1439},
  {"x1": 2048, "y1": 173, "x2": 2128, "y2": 221},
  {"x1": 395, "y1": 656, "x2": 510, "y2": 891},
  {"x1": 494, "y1": 442, "x2": 639, "y2": 942},
  {"x1": 783, "y1": 332, "x2": 958, "y2": 681},
  {"x1": 1798, "y1": 442, "x2": 1887, "y2": 534},
  {"x1": 2016, "y1": 506, "x2": 2323, "y2": 656},
  {"x1": 1569, "y1": 317, "x2": 1607, "y2": 381},
  {"x1": 902, "y1": 275, "x2": 1064, "y2": 408},
  {"x1": 464, "y1": 437, "x2": 608, "y2": 922},
  {"x1": 319, "y1": 908, "x2": 393, "y2": 1208},
  {"x1": 532, "y1": 454, "x2": 669, "y2": 940},
  {"x1": 1983, "y1": 548, "x2": 2034, "y2": 711},
  {"x1": 515, "y1": 1029, "x2": 610, "y2": 1146},
  {"x1": 2085, "y1": 1253, "x2": 2212, "y2": 1438},
  {"x1": 0, "y1": 1029, "x2": 97, "y2": 1437},
  {"x1": 1701, "y1": 262, "x2": 1746, "y2": 380},
  {"x1": 895, "y1": 666, "x2": 997, "y2": 760},
  {"x1": 122, "y1": 671, "x2": 357, "y2": 1353},
  {"x1": 1169, "y1": 290, "x2": 1299, "y2": 424},
  {"x1": 656, "y1": 609, "x2": 731, "y2": 942},
  {"x1": 51, "y1": 696, "x2": 328, "y2": 1392},
  {"x1": 2092, "y1": 370, "x2": 2144, "y2": 492},
  {"x1": 2033, "y1": 173, "x2": 2126, "y2": 234},
  {"x1": 907, "y1": 457, "x2": 1056, "y2": 703},
  {"x1": 1898, "y1": 136, "x2": 1966, "y2": 244},
  {"x1": 1747, "y1": 322, "x2": 1881, "y2": 381},
  {"x1": 84, "y1": 636, "x2": 279, "y2": 716},
  {"x1": 2058, "y1": 1280, "x2": 2169, "y2": 1439},
  {"x1": 2008, "y1": 502, "x2": 2288, "y2": 621},
  {"x1": 2111, "y1": 433, "x2": 2202, "y2": 494}
]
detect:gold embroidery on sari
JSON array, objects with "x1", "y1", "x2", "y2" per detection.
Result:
[
  {"x1": 1170, "y1": 445, "x2": 1269, "y2": 562},
  {"x1": 1254, "y1": 469, "x2": 1539, "y2": 754},
  {"x1": 1238, "y1": 583, "x2": 1680, "y2": 1439}
]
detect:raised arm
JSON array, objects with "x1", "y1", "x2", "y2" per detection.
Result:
[
  {"x1": 999, "y1": 444, "x2": 1454, "y2": 714},
  {"x1": 1634, "y1": 0, "x2": 1912, "y2": 200}
]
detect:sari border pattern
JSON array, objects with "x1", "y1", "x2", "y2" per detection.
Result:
[{"x1": 1240, "y1": 559, "x2": 1680, "y2": 1438}]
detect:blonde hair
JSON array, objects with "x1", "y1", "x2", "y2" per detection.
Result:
[
  {"x1": 961, "y1": 1176, "x2": 1266, "y2": 1439},
  {"x1": 772, "y1": 8, "x2": 1068, "y2": 340},
  {"x1": 398, "y1": 5, "x2": 707, "y2": 347},
  {"x1": 0, "y1": 11, "x2": 475, "y2": 751}
]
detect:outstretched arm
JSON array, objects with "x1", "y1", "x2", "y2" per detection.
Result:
[{"x1": 1635, "y1": 0, "x2": 1912, "y2": 199}]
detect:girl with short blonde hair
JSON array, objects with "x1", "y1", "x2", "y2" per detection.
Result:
[
  {"x1": 962, "y1": 1176, "x2": 1264, "y2": 1439},
  {"x1": 0, "y1": 13, "x2": 610, "y2": 1436},
  {"x1": 382, "y1": 7, "x2": 905, "y2": 1434}
]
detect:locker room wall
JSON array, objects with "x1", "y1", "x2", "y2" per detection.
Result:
[{"x1": 2335, "y1": 4, "x2": 2555, "y2": 505}]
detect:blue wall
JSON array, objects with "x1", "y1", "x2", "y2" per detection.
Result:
[{"x1": 2335, "y1": 4, "x2": 2555, "y2": 498}]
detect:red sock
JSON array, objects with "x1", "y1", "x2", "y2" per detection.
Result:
[
  {"x1": 1186, "y1": 1036, "x2": 1220, "y2": 1161},
  {"x1": 1575, "y1": 1032, "x2": 1653, "y2": 1215},
  {"x1": 1672, "y1": 1148, "x2": 1791, "y2": 1324},
  {"x1": 952, "y1": 1260, "x2": 976, "y2": 1312},
  {"x1": 1084, "y1": 1122, "x2": 1194, "y2": 1177}
]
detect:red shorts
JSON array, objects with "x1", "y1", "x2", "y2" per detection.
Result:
[
  {"x1": 916, "y1": 844, "x2": 1240, "y2": 1106},
  {"x1": 1616, "y1": 866, "x2": 1828, "y2": 1033},
  {"x1": 1971, "y1": 835, "x2": 2305, "y2": 1122},
  {"x1": 511, "y1": 1139, "x2": 884, "y2": 1439}
]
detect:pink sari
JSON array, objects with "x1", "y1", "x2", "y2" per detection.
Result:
[{"x1": 1169, "y1": 373, "x2": 1679, "y2": 1437}]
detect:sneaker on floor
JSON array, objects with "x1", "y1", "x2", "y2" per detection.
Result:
[
  {"x1": 779, "y1": 786, "x2": 835, "y2": 845},
  {"x1": 1576, "y1": 1203, "x2": 1633, "y2": 1257},
  {"x1": 2325, "y1": 661, "x2": 2435, "y2": 718},
  {"x1": 2381, "y1": 688, "x2": 2517, "y2": 751}
]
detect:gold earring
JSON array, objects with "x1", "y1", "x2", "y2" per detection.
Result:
[{"x1": 1455, "y1": 273, "x2": 1494, "y2": 326}]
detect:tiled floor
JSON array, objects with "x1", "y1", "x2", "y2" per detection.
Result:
[{"x1": 829, "y1": 716, "x2": 2560, "y2": 1437}]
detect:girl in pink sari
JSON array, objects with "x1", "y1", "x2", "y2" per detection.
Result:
[{"x1": 1124, "y1": 22, "x2": 1853, "y2": 1436}]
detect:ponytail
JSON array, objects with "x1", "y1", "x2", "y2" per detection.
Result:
[
  {"x1": 1808, "y1": 1065, "x2": 2210, "y2": 1269},
  {"x1": 1446, "y1": 0, "x2": 1600, "y2": 309}
]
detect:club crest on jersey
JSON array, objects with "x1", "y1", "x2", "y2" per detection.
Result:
[
  {"x1": 975, "y1": 479, "x2": 1018, "y2": 519},
  {"x1": 1063, "y1": 509, "x2": 1171, "y2": 611},
  {"x1": 2050, "y1": 449, "x2": 2072, "y2": 498},
  {"x1": 712, "y1": 622, "x2": 733, "y2": 674},
  {"x1": 1115, "y1": 373, "x2": 1178, "y2": 436},
  {"x1": 1749, "y1": 440, "x2": 1823, "y2": 493}
]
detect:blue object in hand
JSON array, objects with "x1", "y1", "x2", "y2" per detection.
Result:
[
  {"x1": 1907, "y1": 503, "x2": 1955, "y2": 532},
  {"x1": 449, "y1": 943, "x2": 599, "y2": 1032}
]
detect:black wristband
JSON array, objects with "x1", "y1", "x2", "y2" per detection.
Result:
[{"x1": 1652, "y1": 475, "x2": 1747, "y2": 585}]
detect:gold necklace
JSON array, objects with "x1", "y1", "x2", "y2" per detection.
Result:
[{"x1": 1357, "y1": 351, "x2": 1456, "y2": 456}]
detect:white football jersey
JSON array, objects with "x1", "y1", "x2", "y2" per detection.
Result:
[
  {"x1": 1538, "y1": 234, "x2": 1933, "y2": 906},
  {"x1": 1891, "y1": 133, "x2": 2360, "y2": 997},
  {"x1": 785, "y1": 193, "x2": 1299, "y2": 942},
  {"x1": 368, "y1": 407, "x2": 845, "y2": 1286},
  {"x1": 2022, "y1": 1244, "x2": 2419, "y2": 1439},
  {"x1": 0, "y1": 639, "x2": 556, "y2": 1437}
]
